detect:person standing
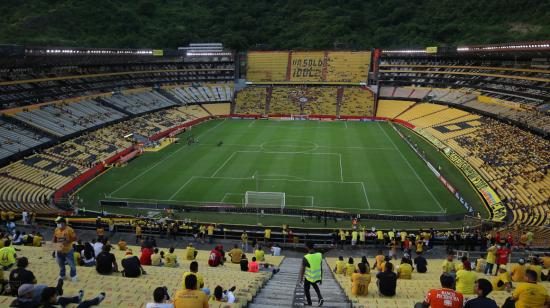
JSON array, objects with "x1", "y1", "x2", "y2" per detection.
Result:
[
  {"x1": 52, "y1": 217, "x2": 77, "y2": 282},
  {"x1": 495, "y1": 245, "x2": 511, "y2": 275},
  {"x1": 135, "y1": 224, "x2": 143, "y2": 244},
  {"x1": 241, "y1": 231, "x2": 248, "y2": 252},
  {"x1": 299, "y1": 241, "x2": 324, "y2": 306}
]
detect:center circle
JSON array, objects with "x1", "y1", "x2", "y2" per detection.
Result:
[{"x1": 260, "y1": 140, "x2": 318, "y2": 153}]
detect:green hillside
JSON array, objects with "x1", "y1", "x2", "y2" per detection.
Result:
[{"x1": 1, "y1": 0, "x2": 549, "y2": 49}]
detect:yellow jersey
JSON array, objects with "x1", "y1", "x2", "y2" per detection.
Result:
[
  {"x1": 455, "y1": 270, "x2": 476, "y2": 294},
  {"x1": 345, "y1": 263, "x2": 355, "y2": 276},
  {"x1": 182, "y1": 272, "x2": 204, "y2": 290},
  {"x1": 174, "y1": 289, "x2": 208, "y2": 308},
  {"x1": 229, "y1": 248, "x2": 243, "y2": 263},
  {"x1": 397, "y1": 263, "x2": 413, "y2": 279},
  {"x1": 255, "y1": 249, "x2": 265, "y2": 262},
  {"x1": 334, "y1": 260, "x2": 346, "y2": 274},
  {"x1": 486, "y1": 246, "x2": 496, "y2": 264},
  {"x1": 339, "y1": 230, "x2": 346, "y2": 241},
  {"x1": 151, "y1": 253, "x2": 162, "y2": 266},
  {"x1": 442, "y1": 260, "x2": 455, "y2": 273},
  {"x1": 54, "y1": 226, "x2": 76, "y2": 253},
  {"x1": 351, "y1": 273, "x2": 371, "y2": 296},
  {"x1": 0, "y1": 246, "x2": 16, "y2": 267},
  {"x1": 375, "y1": 255, "x2": 385, "y2": 271},
  {"x1": 33, "y1": 236, "x2": 42, "y2": 247},
  {"x1": 492, "y1": 271, "x2": 511, "y2": 291},
  {"x1": 165, "y1": 252, "x2": 178, "y2": 267},
  {"x1": 511, "y1": 264, "x2": 526, "y2": 282},
  {"x1": 186, "y1": 247, "x2": 196, "y2": 260},
  {"x1": 512, "y1": 282, "x2": 549, "y2": 308}
]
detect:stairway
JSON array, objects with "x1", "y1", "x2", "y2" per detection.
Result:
[{"x1": 249, "y1": 257, "x2": 350, "y2": 308}]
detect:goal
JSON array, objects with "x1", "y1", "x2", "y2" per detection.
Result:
[
  {"x1": 291, "y1": 114, "x2": 309, "y2": 120},
  {"x1": 244, "y1": 191, "x2": 285, "y2": 212}
]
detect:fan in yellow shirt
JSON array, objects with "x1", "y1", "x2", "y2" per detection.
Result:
[
  {"x1": 510, "y1": 269, "x2": 549, "y2": 308},
  {"x1": 373, "y1": 250, "x2": 385, "y2": 271},
  {"x1": 228, "y1": 244, "x2": 243, "y2": 263},
  {"x1": 485, "y1": 245, "x2": 497, "y2": 275},
  {"x1": 351, "y1": 263, "x2": 371, "y2": 296},
  {"x1": 333, "y1": 256, "x2": 346, "y2": 274},
  {"x1": 165, "y1": 247, "x2": 179, "y2": 267},
  {"x1": 397, "y1": 259, "x2": 413, "y2": 279},
  {"x1": 359, "y1": 228, "x2": 366, "y2": 245},
  {"x1": 511, "y1": 259, "x2": 527, "y2": 282},
  {"x1": 182, "y1": 261, "x2": 205, "y2": 290},
  {"x1": 455, "y1": 261, "x2": 476, "y2": 295},
  {"x1": 186, "y1": 243, "x2": 197, "y2": 260},
  {"x1": 441, "y1": 254, "x2": 456, "y2": 274},
  {"x1": 492, "y1": 267, "x2": 512, "y2": 291},
  {"x1": 416, "y1": 241, "x2": 423, "y2": 253},
  {"x1": 254, "y1": 246, "x2": 265, "y2": 262},
  {"x1": 175, "y1": 274, "x2": 208, "y2": 308},
  {"x1": 32, "y1": 233, "x2": 43, "y2": 247},
  {"x1": 345, "y1": 257, "x2": 356, "y2": 276}
]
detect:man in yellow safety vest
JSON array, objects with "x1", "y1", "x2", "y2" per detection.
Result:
[{"x1": 299, "y1": 241, "x2": 324, "y2": 306}]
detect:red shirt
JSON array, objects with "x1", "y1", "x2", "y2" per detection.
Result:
[
  {"x1": 403, "y1": 239, "x2": 410, "y2": 249},
  {"x1": 425, "y1": 288, "x2": 464, "y2": 308},
  {"x1": 496, "y1": 248, "x2": 510, "y2": 265},
  {"x1": 139, "y1": 247, "x2": 153, "y2": 265},
  {"x1": 208, "y1": 249, "x2": 222, "y2": 267}
]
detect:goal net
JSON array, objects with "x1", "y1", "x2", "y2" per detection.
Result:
[{"x1": 244, "y1": 191, "x2": 285, "y2": 212}]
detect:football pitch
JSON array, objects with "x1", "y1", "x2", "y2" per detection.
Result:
[{"x1": 77, "y1": 119, "x2": 485, "y2": 222}]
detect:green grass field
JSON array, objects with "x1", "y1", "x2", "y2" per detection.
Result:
[{"x1": 76, "y1": 119, "x2": 486, "y2": 225}]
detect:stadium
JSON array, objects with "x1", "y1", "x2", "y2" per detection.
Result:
[{"x1": 0, "y1": 2, "x2": 549, "y2": 307}]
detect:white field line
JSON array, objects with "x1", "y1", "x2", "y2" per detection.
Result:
[
  {"x1": 197, "y1": 143, "x2": 394, "y2": 150},
  {"x1": 345, "y1": 121, "x2": 348, "y2": 129},
  {"x1": 105, "y1": 195, "x2": 443, "y2": 213},
  {"x1": 211, "y1": 151, "x2": 343, "y2": 181},
  {"x1": 200, "y1": 175, "x2": 361, "y2": 184},
  {"x1": 360, "y1": 182, "x2": 372, "y2": 209},
  {"x1": 247, "y1": 120, "x2": 255, "y2": 127},
  {"x1": 377, "y1": 122, "x2": 445, "y2": 213},
  {"x1": 168, "y1": 176, "x2": 197, "y2": 200},
  {"x1": 109, "y1": 119, "x2": 226, "y2": 197},
  {"x1": 211, "y1": 152, "x2": 238, "y2": 177},
  {"x1": 338, "y1": 153, "x2": 344, "y2": 182}
]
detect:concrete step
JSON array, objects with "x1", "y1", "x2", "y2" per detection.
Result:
[{"x1": 251, "y1": 256, "x2": 350, "y2": 307}]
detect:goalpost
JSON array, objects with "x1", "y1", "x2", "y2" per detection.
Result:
[{"x1": 244, "y1": 191, "x2": 285, "y2": 213}]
